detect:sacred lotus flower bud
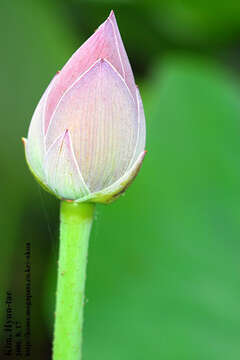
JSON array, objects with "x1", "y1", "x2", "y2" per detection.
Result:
[{"x1": 23, "y1": 11, "x2": 146, "y2": 203}]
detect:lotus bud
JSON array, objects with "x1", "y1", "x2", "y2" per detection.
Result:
[{"x1": 23, "y1": 11, "x2": 146, "y2": 203}]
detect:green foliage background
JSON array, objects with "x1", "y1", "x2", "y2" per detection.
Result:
[{"x1": 1, "y1": 0, "x2": 240, "y2": 358}]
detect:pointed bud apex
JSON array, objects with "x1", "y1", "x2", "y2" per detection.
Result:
[{"x1": 24, "y1": 11, "x2": 146, "y2": 203}]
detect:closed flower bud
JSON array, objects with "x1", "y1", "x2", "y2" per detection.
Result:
[{"x1": 23, "y1": 11, "x2": 146, "y2": 203}]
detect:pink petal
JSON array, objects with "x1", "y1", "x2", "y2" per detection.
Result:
[
  {"x1": 45, "y1": 59, "x2": 138, "y2": 193},
  {"x1": 44, "y1": 130, "x2": 89, "y2": 199},
  {"x1": 127, "y1": 86, "x2": 146, "y2": 169},
  {"x1": 79, "y1": 150, "x2": 146, "y2": 203},
  {"x1": 44, "y1": 10, "x2": 136, "y2": 133},
  {"x1": 26, "y1": 75, "x2": 58, "y2": 180}
]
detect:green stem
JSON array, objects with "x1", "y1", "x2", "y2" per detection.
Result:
[{"x1": 53, "y1": 200, "x2": 95, "y2": 360}]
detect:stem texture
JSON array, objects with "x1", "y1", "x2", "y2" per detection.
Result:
[{"x1": 53, "y1": 201, "x2": 95, "y2": 360}]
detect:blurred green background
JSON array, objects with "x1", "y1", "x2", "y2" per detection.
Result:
[{"x1": 1, "y1": 0, "x2": 240, "y2": 359}]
